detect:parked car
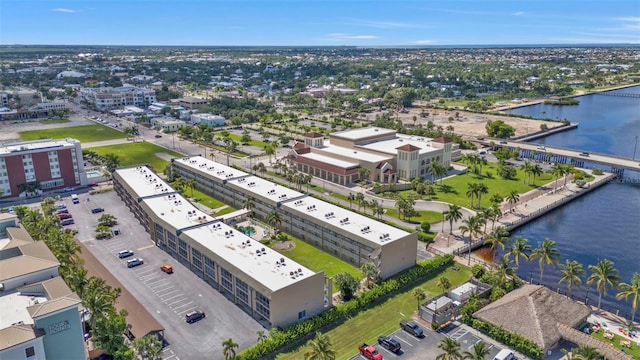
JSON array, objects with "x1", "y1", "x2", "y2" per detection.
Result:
[
  {"x1": 56, "y1": 209, "x2": 69, "y2": 214},
  {"x1": 118, "y1": 250, "x2": 134, "y2": 259},
  {"x1": 61, "y1": 218, "x2": 75, "y2": 226},
  {"x1": 57, "y1": 213, "x2": 73, "y2": 220},
  {"x1": 63, "y1": 187, "x2": 75, "y2": 192},
  {"x1": 500, "y1": 140, "x2": 508, "y2": 144},
  {"x1": 126, "y1": 258, "x2": 144, "y2": 268},
  {"x1": 536, "y1": 145, "x2": 546, "y2": 151},
  {"x1": 377, "y1": 335, "x2": 401, "y2": 353},
  {"x1": 358, "y1": 343, "x2": 383, "y2": 360},
  {"x1": 56, "y1": 204, "x2": 67, "y2": 210},
  {"x1": 579, "y1": 152, "x2": 590, "y2": 157},
  {"x1": 400, "y1": 320, "x2": 424, "y2": 338},
  {"x1": 154, "y1": 134, "x2": 162, "y2": 138},
  {"x1": 161, "y1": 264, "x2": 173, "y2": 274},
  {"x1": 91, "y1": 207, "x2": 105, "y2": 214},
  {"x1": 185, "y1": 310, "x2": 206, "y2": 323}
]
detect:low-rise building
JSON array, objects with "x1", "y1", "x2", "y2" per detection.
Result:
[
  {"x1": 80, "y1": 86, "x2": 156, "y2": 111},
  {"x1": 153, "y1": 117, "x2": 185, "y2": 133},
  {"x1": 190, "y1": 113, "x2": 226, "y2": 127},
  {"x1": 179, "y1": 96, "x2": 208, "y2": 110}
]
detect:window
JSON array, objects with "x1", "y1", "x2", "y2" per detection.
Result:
[
  {"x1": 221, "y1": 268, "x2": 233, "y2": 292},
  {"x1": 236, "y1": 278, "x2": 249, "y2": 304},
  {"x1": 298, "y1": 310, "x2": 306, "y2": 319},
  {"x1": 255, "y1": 292, "x2": 270, "y2": 318},
  {"x1": 25, "y1": 347, "x2": 35, "y2": 357}
]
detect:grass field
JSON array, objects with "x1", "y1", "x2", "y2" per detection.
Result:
[
  {"x1": 89, "y1": 142, "x2": 183, "y2": 172},
  {"x1": 20, "y1": 124, "x2": 128, "y2": 142},
  {"x1": 384, "y1": 208, "x2": 444, "y2": 223},
  {"x1": 39, "y1": 119, "x2": 70, "y2": 124},
  {"x1": 187, "y1": 189, "x2": 227, "y2": 209},
  {"x1": 214, "y1": 206, "x2": 237, "y2": 216},
  {"x1": 269, "y1": 236, "x2": 360, "y2": 292},
  {"x1": 226, "y1": 133, "x2": 270, "y2": 149},
  {"x1": 591, "y1": 329, "x2": 639, "y2": 359},
  {"x1": 276, "y1": 263, "x2": 472, "y2": 359}
]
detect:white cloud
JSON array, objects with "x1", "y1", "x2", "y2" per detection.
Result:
[
  {"x1": 355, "y1": 20, "x2": 427, "y2": 29},
  {"x1": 327, "y1": 33, "x2": 378, "y2": 40},
  {"x1": 51, "y1": 8, "x2": 77, "y2": 13},
  {"x1": 414, "y1": 39, "x2": 435, "y2": 44},
  {"x1": 512, "y1": 11, "x2": 525, "y2": 16},
  {"x1": 617, "y1": 17, "x2": 640, "y2": 22}
]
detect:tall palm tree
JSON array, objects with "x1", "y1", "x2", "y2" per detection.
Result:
[
  {"x1": 530, "y1": 238, "x2": 561, "y2": 283},
  {"x1": 304, "y1": 332, "x2": 336, "y2": 360},
  {"x1": 483, "y1": 226, "x2": 510, "y2": 255},
  {"x1": 222, "y1": 338, "x2": 238, "y2": 360},
  {"x1": 559, "y1": 260, "x2": 586, "y2": 298},
  {"x1": 550, "y1": 164, "x2": 564, "y2": 193},
  {"x1": 493, "y1": 254, "x2": 516, "y2": 285},
  {"x1": 531, "y1": 164, "x2": 543, "y2": 185},
  {"x1": 347, "y1": 193, "x2": 355, "y2": 209},
  {"x1": 242, "y1": 197, "x2": 255, "y2": 213},
  {"x1": 507, "y1": 236, "x2": 532, "y2": 268},
  {"x1": 444, "y1": 204, "x2": 463, "y2": 242},
  {"x1": 437, "y1": 277, "x2": 452, "y2": 295},
  {"x1": 466, "y1": 183, "x2": 478, "y2": 208},
  {"x1": 616, "y1": 272, "x2": 640, "y2": 324},
  {"x1": 186, "y1": 179, "x2": 197, "y2": 198},
  {"x1": 436, "y1": 337, "x2": 462, "y2": 360},
  {"x1": 412, "y1": 287, "x2": 427, "y2": 312},
  {"x1": 475, "y1": 183, "x2": 489, "y2": 208},
  {"x1": 505, "y1": 190, "x2": 519, "y2": 213},
  {"x1": 462, "y1": 341, "x2": 490, "y2": 360},
  {"x1": 587, "y1": 259, "x2": 620, "y2": 311},
  {"x1": 265, "y1": 210, "x2": 282, "y2": 229},
  {"x1": 360, "y1": 262, "x2": 379, "y2": 288},
  {"x1": 459, "y1": 215, "x2": 483, "y2": 266}
]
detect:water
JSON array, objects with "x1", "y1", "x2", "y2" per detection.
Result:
[{"x1": 485, "y1": 86, "x2": 640, "y2": 317}]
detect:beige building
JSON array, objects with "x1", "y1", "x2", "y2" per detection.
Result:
[
  {"x1": 179, "y1": 96, "x2": 209, "y2": 110},
  {"x1": 287, "y1": 127, "x2": 456, "y2": 185},
  {"x1": 113, "y1": 166, "x2": 329, "y2": 328},
  {"x1": 170, "y1": 156, "x2": 418, "y2": 279}
]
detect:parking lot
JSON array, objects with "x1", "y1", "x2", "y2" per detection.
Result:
[
  {"x1": 66, "y1": 191, "x2": 263, "y2": 359},
  {"x1": 351, "y1": 323, "x2": 504, "y2": 360}
]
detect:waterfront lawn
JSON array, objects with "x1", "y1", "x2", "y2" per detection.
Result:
[
  {"x1": 591, "y1": 330, "x2": 640, "y2": 359},
  {"x1": 89, "y1": 142, "x2": 183, "y2": 172},
  {"x1": 39, "y1": 118, "x2": 70, "y2": 124},
  {"x1": 275, "y1": 263, "x2": 472, "y2": 360},
  {"x1": 384, "y1": 208, "x2": 444, "y2": 223},
  {"x1": 269, "y1": 236, "x2": 360, "y2": 292},
  {"x1": 20, "y1": 124, "x2": 128, "y2": 142}
]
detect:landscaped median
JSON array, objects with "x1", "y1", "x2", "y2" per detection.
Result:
[{"x1": 237, "y1": 254, "x2": 459, "y2": 360}]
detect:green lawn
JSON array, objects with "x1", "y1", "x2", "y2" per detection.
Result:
[
  {"x1": 89, "y1": 142, "x2": 183, "y2": 172},
  {"x1": 20, "y1": 124, "x2": 128, "y2": 142},
  {"x1": 39, "y1": 118, "x2": 70, "y2": 124},
  {"x1": 186, "y1": 189, "x2": 226, "y2": 210},
  {"x1": 591, "y1": 329, "x2": 640, "y2": 359},
  {"x1": 214, "y1": 206, "x2": 237, "y2": 216},
  {"x1": 269, "y1": 236, "x2": 360, "y2": 292},
  {"x1": 226, "y1": 133, "x2": 270, "y2": 148},
  {"x1": 276, "y1": 264, "x2": 472, "y2": 360},
  {"x1": 384, "y1": 208, "x2": 444, "y2": 223}
]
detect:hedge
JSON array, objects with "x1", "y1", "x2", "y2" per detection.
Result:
[
  {"x1": 462, "y1": 317, "x2": 544, "y2": 360},
  {"x1": 238, "y1": 254, "x2": 455, "y2": 359}
]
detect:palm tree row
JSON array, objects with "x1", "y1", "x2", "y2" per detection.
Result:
[{"x1": 520, "y1": 160, "x2": 543, "y2": 186}]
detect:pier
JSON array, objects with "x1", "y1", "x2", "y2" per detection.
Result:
[{"x1": 594, "y1": 91, "x2": 640, "y2": 98}]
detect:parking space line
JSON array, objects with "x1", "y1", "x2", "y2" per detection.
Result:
[
  {"x1": 166, "y1": 297, "x2": 188, "y2": 306},
  {"x1": 136, "y1": 268, "x2": 157, "y2": 276},
  {"x1": 175, "y1": 306, "x2": 197, "y2": 316},
  {"x1": 145, "y1": 277, "x2": 167, "y2": 285},
  {"x1": 161, "y1": 293, "x2": 184, "y2": 301},
  {"x1": 137, "y1": 244, "x2": 155, "y2": 251},
  {"x1": 171, "y1": 301, "x2": 194, "y2": 310},
  {"x1": 155, "y1": 287, "x2": 177, "y2": 296},
  {"x1": 394, "y1": 336, "x2": 413, "y2": 347},
  {"x1": 150, "y1": 284, "x2": 172, "y2": 292},
  {"x1": 141, "y1": 275, "x2": 161, "y2": 282},
  {"x1": 377, "y1": 348, "x2": 398, "y2": 358}
]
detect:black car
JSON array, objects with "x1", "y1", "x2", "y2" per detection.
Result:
[
  {"x1": 500, "y1": 140, "x2": 508, "y2": 144},
  {"x1": 377, "y1": 335, "x2": 401, "y2": 353},
  {"x1": 400, "y1": 320, "x2": 424, "y2": 338},
  {"x1": 91, "y1": 207, "x2": 105, "y2": 214},
  {"x1": 154, "y1": 134, "x2": 162, "y2": 138},
  {"x1": 185, "y1": 310, "x2": 206, "y2": 323}
]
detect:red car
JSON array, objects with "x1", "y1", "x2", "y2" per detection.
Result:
[{"x1": 57, "y1": 213, "x2": 73, "y2": 220}]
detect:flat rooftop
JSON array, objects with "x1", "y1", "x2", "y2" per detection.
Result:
[
  {"x1": 141, "y1": 194, "x2": 215, "y2": 231},
  {"x1": 296, "y1": 152, "x2": 359, "y2": 169},
  {"x1": 321, "y1": 144, "x2": 391, "y2": 163},
  {"x1": 0, "y1": 138, "x2": 79, "y2": 155},
  {"x1": 181, "y1": 222, "x2": 317, "y2": 292},
  {"x1": 0, "y1": 291, "x2": 47, "y2": 328},
  {"x1": 227, "y1": 175, "x2": 305, "y2": 204},
  {"x1": 280, "y1": 195, "x2": 410, "y2": 246},
  {"x1": 331, "y1": 127, "x2": 396, "y2": 141},
  {"x1": 114, "y1": 166, "x2": 176, "y2": 199},
  {"x1": 359, "y1": 136, "x2": 442, "y2": 156},
  {"x1": 173, "y1": 156, "x2": 248, "y2": 182}
]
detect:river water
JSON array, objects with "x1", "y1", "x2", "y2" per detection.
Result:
[{"x1": 483, "y1": 86, "x2": 640, "y2": 317}]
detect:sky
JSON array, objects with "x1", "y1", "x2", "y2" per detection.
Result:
[{"x1": 1, "y1": 0, "x2": 639, "y2": 46}]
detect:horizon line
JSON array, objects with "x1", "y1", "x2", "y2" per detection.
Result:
[{"x1": 1, "y1": 43, "x2": 639, "y2": 48}]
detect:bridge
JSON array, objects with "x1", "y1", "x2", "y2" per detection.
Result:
[
  {"x1": 594, "y1": 91, "x2": 640, "y2": 98},
  {"x1": 478, "y1": 139, "x2": 640, "y2": 174}
]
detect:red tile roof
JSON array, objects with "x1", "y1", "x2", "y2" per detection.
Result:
[
  {"x1": 433, "y1": 136, "x2": 451, "y2": 143},
  {"x1": 304, "y1": 131, "x2": 324, "y2": 138},
  {"x1": 395, "y1": 144, "x2": 421, "y2": 151}
]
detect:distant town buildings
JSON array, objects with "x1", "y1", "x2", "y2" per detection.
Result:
[
  {"x1": 190, "y1": 113, "x2": 226, "y2": 127},
  {"x1": 0, "y1": 219, "x2": 86, "y2": 360},
  {"x1": 179, "y1": 96, "x2": 209, "y2": 110},
  {"x1": 0, "y1": 139, "x2": 87, "y2": 198},
  {"x1": 152, "y1": 117, "x2": 185, "y2": 133},
  {"x1": 80, "y1": 86, "x2": 156, "y2": 111}
]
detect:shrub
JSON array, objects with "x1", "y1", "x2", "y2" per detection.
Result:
[
  {"x1": 592, "y1": 168, "x2": 603, "y2": 175},
  {"x1": 471, "y1": 264, "x2": 486, "y2": 279},
  {"x1": 420, "y1": 222, "x2": 431, "y2": 233},
  {"x1": 462, "y1": 318, "x2": 544, "y2": 360}
]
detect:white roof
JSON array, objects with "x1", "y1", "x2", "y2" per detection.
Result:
[
  {"x1": 227, "y1": 175, "x2": 305, "y2": 205},
  {"x1": 359, "y1": 136, "x2": 442, "y2": 156},
  {"x1": 141, "y1": 194, "x2": 215, "y2": 231},
  {"x1": 0, "y1": 139, "x2": 79, "y2": 155},
  {"x1": 331, "y1": 127, "x2": 396, "y2": 140},
  {"x1": 321, "y1": 144, "x2": 391, "y2": 163},
  {"x1": 280, "y1": 195, "x2": 409, "y2": 246},
  {"x1": 173, "y1": 156, "x2": 248, "y2": 182},
  {"x1": 181, "y1": 223, "x2": 316, "y2": 292},
  {"x1": 296, "y1": 152, "x2": 359, "y2": 169},
  {"x1": 451, "y1": 282, "x2": 477, "y2": 296},
  {"x1": 114, "y1": 166, "x2": 175, "y2": 199},
  {"x1": 426, "y1": 296, "x2": 453, "y2": 311},
  {"x1": 0, "y1": 291, "x2": 47, "y2": 328}
]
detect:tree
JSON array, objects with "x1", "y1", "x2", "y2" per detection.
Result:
[
  {"x1": 475, "y1": 183, "x2": 489, "y2": 208},
  {"x1": 222, "y1": 338, "x2": 239, "y2": 360},
  {"x1": 256, "y1": 329, "x2": 268, "y2": 343},
  {"x1": 132, "y1": 334, "x2": 163, "y2": 360},
  {"x1": 616, "y1": 273, "x2": 640, "y2": 324},
  {"x1": 98, "y1": 213, "x2": 118, "y2": 227},
  {"x1": 530, "y1": 238, "x2": 561, "y2": 283},
  {"x1": 493, "y1": 254, "x2": 516, "y2": 285},
  {"x1": 304, "y1": 331, "x2": 336, "y2": 360},
  {"x1": 587, "y1": 259, "x2": 620, "y2": 311},
  {"x1": 483, "y1": 226, "x2": 510, "y2": 255},
  {"x1": 550, "y1": 164, "x2": 564, "y2": 193},
  {"x1": 355, "y1": 192, "x2": 365, "y2": 211},
  {"x1": 242, "y1": 197, "x2": 255, "y2": 213},
  {"x1": 83, "y1": 276, "x2": 120, "y2": 329},
  {"x1": 459, "y1": 215, "x2": 483, "y2": 265},
  {"x1": 444, "y1": 204, "x2": 463, "y2": 241},
  {"x1": 102, "y1": 153, "x2": 120, "y2": 173},
  {"x1": 466, "y1": 182, "x2": 478, "y2": 208},
  {"x1": 358, "y1": 167, "x2": 371, "y2": 183},
  {"x1": 334, "y1": 272, "x2": 359, "y2": 301},
  {"x1": 485, "y1": 119, "x2": 515, "y2": 138},
  {"x1": 507, "y1": 236, "x2": 532, "y2": 268},
  {"x1": 437, "y1": 277, "x2": 451, "y2": 295},
  {"x1": 559, "y1": 260, "x2": 586, "y2": 298},
  {"x1": 436, "y1": 336, "x2": 462, "y2": 360},
  {"x1": 92, "y1": 309, "x2": 133, "y2": 360},
  {"x1": 186, "y1": 179, "x2": 197, "y2": 198},
  {"x1": 264, "y1": 144, "x2": 276, "y2": 163},
  {"x1": 360, "y1": 262, "x2": 379, "y2": 288},
  {"x1": 348, "y1": 193, "x2": 355, "y2": 209},
  {"x1": 412, "y1": 287, "x2": 427, "y2": 312},
  {"x1": 505, "y1": 190, "x2": 519, "y2": 213},
  {"x1": 462, "y1": 341, "x2": 490, "y2": 360}
]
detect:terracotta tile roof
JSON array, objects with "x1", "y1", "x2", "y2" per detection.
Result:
[
  {"x1": 395, "y1": 144, "x2": 421, "y2": 151},
  {"x1": 293, "y1": 142, "x2": 307, "y2": 150},
  {"x1": 303, "y1": 131, "x2": 324, "y2": 138},
  {"x1": 433, "y1": 136, "x2": 451, "y2": 143}
]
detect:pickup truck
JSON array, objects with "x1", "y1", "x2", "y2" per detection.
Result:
[
  {"x1": 377, "y1": 335, "x2": 401, "y2": 353},
  {"x1": 358, "y1": 343, "x2": 383, "y2": 360}
]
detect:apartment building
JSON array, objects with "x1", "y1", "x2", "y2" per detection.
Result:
[
  {"x1": 0, "y1": 139, "x2": 87, "y2": 198},
  {"x1": 80, "y1": 86, "x2": 156, "y2": 111},
  {"x1": 0, "y1": 227, "x2": 85, "y2": 360},
  {"x1": 287, "y1": 127, "x2": 456, "y2": 184},
  {"x1": 190, "y1": 113, "x2": 226, "y2": 127},
  {"x1": 170, "y1": 156, "x2": 418, "y2": 279},
  {"x1": 179, "y1": 96, "x2": 209, "y2": 110},
  {"x1": 112, "y1": 166, "x2": 329, "y2": 328}
]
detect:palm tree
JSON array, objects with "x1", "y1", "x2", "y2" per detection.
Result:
[
  {"x1": 242, "y1": 197, "x2": 255, "y2": 213},
  {"x1": 562, "y1": 345, "x2": 602, "y2": 360},
  {"x1": 348, "y1": 193, "x2": 355, "y2": 209},
  {"x1": 459, "y1": 215, "x2": 483, "y2": 266},
  {"x1": 616, "y1": 272, "x2": 640, "y2": 324},
  {"x1": 466, "y1": 182, "x2": 478, "y2": 208},
  {"x1": 265, "y1": 210, "x2": 282, "y2": 229},
  {"x1": 360, "y1": 262, "x2": 379, "y2": 288},
  {"x1": 559, "y1": 260, "x2": 586, "y2": 298},
  {"x1": 493, "y1": 254, "x2": 516, "y2": 285},
  {"x1": 475, "y1": 183, "x2": 489, "y2": 208},
  {"x1": 256, "y1": 329, "x2": 268, "y2": 343},
  {"x1": 587, "y1": 259, "x2": 620, "y2": 311},
  {"x1": 530, "y1": 238, "x2": 561, "y2": 283},
  {"x1": 444, "y1": 204, "x2": 463, "y2": 246},
  {"x1": 437, "y1": 277, "x2": 452, "y2": 295},
  {"x1": 483, "y1": 226, "x2": 510, "y2": 255},
  {"x1": 102, "y1": 153, "x2": 120, "y2": 172},
  {"x1": 264, "y1": 144, "x2": 276, "y2": 164},
  {"x1": 412, "y1": 287, "x2": 427, "y2": 312},
  {"x1": 304, "y1": 332, "x2": 336, "y2": 360},
  {"x1": 551, "y1": 164, "x2": 564, "y2": 193},
  {"x1": 132, "y1": 334, "x2": 163, "y2": 360},
  {"x1": 531, "y1": 164, "x2": 543, "y2": 185},
  {"x1": 358, "y1": 167, "x2": 371, "y2": 183},
  {"x1": 506, "y1": 236, "x2": 531, "y2": 268},
  {"x1": 355, "y1": 192, "x2": 365, "y2": 211},
  {"x1": 436, "y1": 337, "x2": 462, "y2": 360},
  {"x1": 186, "y1": 179, "x2": 197, "y2": 198},
  {"x1": 83, "y1": 277, "x2": 119, "y2": 329},
  {"x1": 222, "y1": 338, "x2": 238, "y2": 360},
  {"x1": 505, "y1": 190, "x2": 519, "y2": 213},
  {"x1": 462, "y1": 341, "x2": 490, "y2": 360}
]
